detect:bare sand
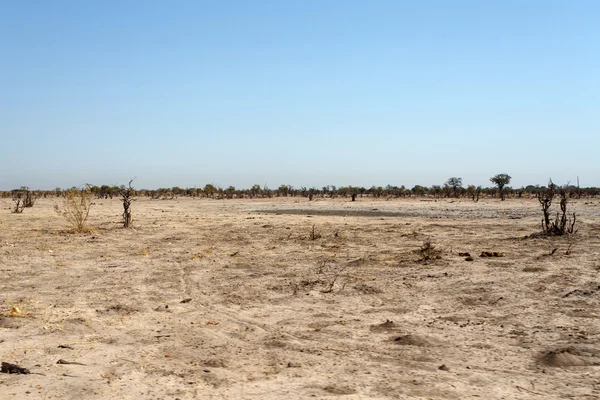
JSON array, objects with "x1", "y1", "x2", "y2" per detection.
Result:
[{"x1": 1, "y1": 197, "x2": 599, "y2": 399}]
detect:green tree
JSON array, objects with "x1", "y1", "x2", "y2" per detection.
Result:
[
  {"x1": 225, "y1": 186, "x2": 236, "y2": 199},
  {"x1": 490, "y1": 173, "x2": 512, "y2": 200},
  {"x1": 277, "y1": 185, "x2": 289, "y2": 197},
  {"x1": 411, "y1": 185, "x2": 427, "y2": 196},
  {"x1": 204, "y1": 184, "x2": 216, "y2": 198},
  {"x1": 445, "y1": 177, "x2": 463, "y2": 198},
  {"x1": 250, "y1": 184, "x2": 262, "y2": 198}
]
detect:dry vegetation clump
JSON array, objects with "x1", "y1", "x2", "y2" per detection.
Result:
[
  {"x1": 119, "y1": 179, "x2": 136, "y2": 228},
  {"x1": 309, "y1": 224, "x2": 322, "y2": 240},
  {"x1": 417, "y1": 238, "x2": 442, "y2": 264},
  {"x1": 538, "y1": 180, "x2": 577, "y2": 236},
  {"x1": 293, "y1": 260, "x2": 351, "y2": 294},
  {"x1": 10, "y1": 187, "x2": 35, "y2": 214},
  {"x1": 10, "y1": 187, "x2": 36, "y2": 213},
  {"x1": 54, "y1": 186, "x2": 94, "y2": 233},
  {"x1": 11, "y1": 194, "x2": 25, "y2": 214},
  {"x1": 23, "y1": 189, "x2": 36, "y2": 208}
]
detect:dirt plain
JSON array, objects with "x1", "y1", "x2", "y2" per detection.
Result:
[{"x1": 1, "y1": 196, "x2": 599, "y2": 400}]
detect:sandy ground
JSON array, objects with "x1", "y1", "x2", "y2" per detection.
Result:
[{"x1": 1, "y1": 196, "x2": 599, "y2": 399}]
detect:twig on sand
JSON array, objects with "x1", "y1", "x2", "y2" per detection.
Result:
[
  {"x1": 57, "y1": 359, "x2": 86, "y2": 366},
  {"x1": 516, "y1": 386, "x2": 600, "y2": 398},
  {"x1": 1, "y1": 362, "x2": 30, "y2": 374},
  {"x1": 516, "y1": 386, "x2": 546, "y2": 395},
  {"x1": 321, "y1": 347, "x2": 350, "y2": 353}
]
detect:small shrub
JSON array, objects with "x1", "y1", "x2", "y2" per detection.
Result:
[
  {"x1": 418, "y1": 239, "x2": 442, "y2": 263},
  {"x1": 54, "y1": 185, "x2": 93, "y2": 233},
  {"x1": 23, "y1": 189, "x2": 36, "y2": 207},
  {"x1": 537, "y1": 180, "x2": 577, "y2": 236},
  {"x1": 119, "y1": 179, "x2": 136, "y2": 228},
  {"x1": 293, "y1": 260, "x2": 350, "y2": 294},
  {"x1": 11, "y1": 193, "x2": 25, "y2": 214},
  {"x1": 11, "y1": 186, "x2": 36, "y2": 213}
]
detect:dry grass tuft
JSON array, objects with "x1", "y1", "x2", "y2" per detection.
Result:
[
  {"x1": 418, "y1": 239, "x2": 442, "y2": 264},
  {"x1": 54, "y1": 186, "x2": 94, "y2": 233}
]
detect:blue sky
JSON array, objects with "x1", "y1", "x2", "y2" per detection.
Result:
[{"x1": 1, "y1": 1, "x2": 598, "y2": 190}]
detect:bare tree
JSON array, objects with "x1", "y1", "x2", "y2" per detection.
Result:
[
  {"x1": 490, "y1": 174, "x2": 511, "y2": 200},
  {"x1": 12, "y1": 192, "x2": 25, "y2": 213},
  {"x1": 11, "y1": 187, "x2": 35, "y2": 213},
  {"x1": 537, "y1": 179, "x2": 577, "y2": 235},
  {"x1": 119, "y1": 179, "x2": 136, "y2": 228}
]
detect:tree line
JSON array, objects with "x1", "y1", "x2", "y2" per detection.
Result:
[{"x1": 2, "y1": 175, "x2": 598, "y2": 201}]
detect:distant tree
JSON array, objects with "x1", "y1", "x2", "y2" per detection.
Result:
[
  {"x1": 225, "y1": 186, "x2": 236, "y2": 199},
  {"x1": 204, "y1": 184, "x2": 216, "y2": 198},
  {"x1": 466, "y1": 185, "x2": 476, "y2": 201},
  {"x1": 277, "y1": 185, "x2": 289, "y2": 197},
  {"x1": 445, "y1": 177, "x2": 463, "y2": 198},
  {"x1": 250, "y1": 184, "x2": 262, "y2": 198},
  {"x1": 371, "y1": 186, "x2": 383, "y2": 198},
  {"x1": 349, "y1": 187, "x2": 360, "y2": 201},
  {"x1": 171, "y1": 186, "x2": 184, "y2": 196},
  {"x1": 99, "y1": 185, "x2": 112, "y2": 199},
  {"x1": 411, "y1": 185, "x2": 427, "y2": 197},
  {"x1": 490, "y1": 173, "x2": 512, "y2": 200},
  {"x1": 263, "y1": 184, "x2": 272, "y2": 198}
]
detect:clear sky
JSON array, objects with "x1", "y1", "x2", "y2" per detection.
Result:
[{"x1": 1, "y1": 1, "x2": 598, "y2": 190}]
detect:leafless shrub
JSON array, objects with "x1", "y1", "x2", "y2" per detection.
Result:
[
  {"x1": 293, "y1": 260, "x2": 350, "y2": 294},
  {"x1": 320, "y1": 262, "x2": 350, "y2": 293},
  {"x1": 54, "y1": 185, "x2": 93, "y2": 233},
  {"x1": 537, "y1": 180, "x2": 577, "y2": 236},
  {"x1": 565, "y1": 243, "x2": 574, "y2": 255},
  {"x1": 11, "y1": 193, "x2": 25, "y2": 214},
  {"x1": 119, "y1": 179, "x2": 136, "y2": 228},
  {"x1": 11, "y1": 187, "x2": 34, "y2": 213},
  {"x1": 22, "y1": 187, "x2": 36, "y2": 208},
  {"x1": 418, "y1": 238, "x2": 442, "y2": 264}
]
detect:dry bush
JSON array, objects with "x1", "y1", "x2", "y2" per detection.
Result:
[
  {"x1": 11, "y1": 194, "x2": 25, "y2": 214},
  {"x1": 119, "y1": 179, "x2": 136, "y2": 228},
  {"x1": 293, "y1": 261, "x2": 350, "y2": 294},
  {"x1": 309, "y1": 225, "x2": 322, "y2": 240},
  {"x1": 23, "y1": 189, "x2": 36, "y2": 207},
  {"x1": 11, "y1": 187, "x2": 36, "y2": 213},
  {"x1": 418, "y1": 239, "x2": 442, "y2": 264},
  {"x1": 54, "y1": 186, "x2": 93, "y2": 233},
  {"x1": 537, "y1": 180, "x2": 577, "y2": 236}
]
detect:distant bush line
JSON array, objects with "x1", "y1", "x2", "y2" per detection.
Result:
[{"x1": 2, "y1": 182, "x2": 598, "y2": 201}]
